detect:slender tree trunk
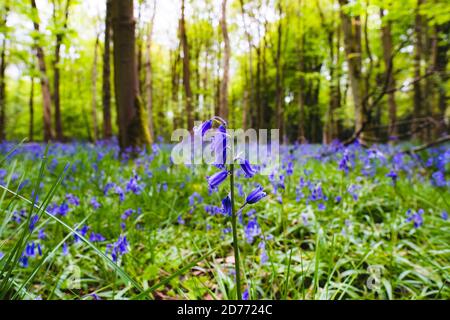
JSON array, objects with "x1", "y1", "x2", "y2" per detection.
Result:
[
  {"x1": 102, "y1": 0, "x2": 112, "y2": 139},
  {"x1": 297, "y1": 2, "x2": 305, "y2": 143},
  {"x1": 0, "y1": 3, "x2": 7, "y2": 141},
  {"x1": 219, "y1": 0, "x2": 230, "y2": 121},
  {"x1": 435, "y1": 22, "x2": 449, "y2": 135},
  {"x1": 380, "y1": 8, "x2": 397, "y2": 139},
  {"x1": 29, "y1": 76, "x2": 34, "y2": 141},
  {"x1": 339, "y1": 0, "x2": 365, "y2": 141},
  {"x1": 91, "y1": 35, "x2": 99, "y2": 141},
  {"x1": 412, "y1": 0, "x2": 424, "y2": 140},
  {"x1": 52, "y1": 0, "x2": 71, "y2": 141},
  {"x1": 239, "y1": 0, "x2": 254, "y2": 129},
  {"x1": 180, "y1": 0, "x2": 193, "y2": 129},
  {"x1": 274, "y1": 1, "x2": 284, "y2": 141},
  {"x1": 31, "y1": 0, "x2": 53, "y2": 142},
  {"x1": 111, "y1": 0, "x2": 151, "y2": 152},
  {"x1": 145, "y1": 0, "x2": 156, "y2": 141}
]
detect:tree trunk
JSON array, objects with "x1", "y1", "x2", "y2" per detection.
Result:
[
  {"x1": 239, "y1": 0, "x2": 254, "y2": 129},
  {"x1": 91, "y1": 35, "x2": 99, "y2": 141},
  {"x1": 180, "y1": 0, "x2": 193, "y2": 129},
  {"x1": 0, "y1": 3, "x2": 7, "y2": 141},
  {"x1": 111, "y1": 0, "x2": 151, "y2": 152},
  {"x1": 380, "y1": 8, "x2": 397, "y2": 139},
  {"x1": 31, "y1": 0, "x2": 53, "y2": 142},
  {"x1": 52, "y1": 0, "x2": 71, "y2": 141},
  {"x1": 29, "y1": 76, "x2": 34, "y2": 141},
  {"x1": 219, "y1": 0, "x2": 230, "y2": 121},
  {"x1": 435, "y1": 22, "x2": 450, "y2": 135},
  {"x1": 274, "y1": 1, "x2": 284, "y2": 141},
  {"x1": 339, "y1": 0, "x2": 365, "y2": 141},
  {"x1": 412, "y1": 0, "x2": 424, "y2": 140},
  {"x1": 102, "y1": 0, "x2": 112, "y2": 139},
  {"x1": 145, "y1": 0, "x2": 156, "y2": 141}
]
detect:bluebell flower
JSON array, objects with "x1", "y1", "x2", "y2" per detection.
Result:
[
  {"x1": 89, "y1": 232, "x2": 106, "y2": 242},
  {"x1": 240, "y1": 159, "x2": 256, "y2": 178},
  {"x1": 177, "y1": 215, "x2": 185, "y2": 225},
  {"x1": 115, "y1": 186, "x2": 125, "y2": 202},
  {"x1": 386, "y1": 170, "x2": 398, "y2": 184},
  {"x1": 103, "y1": 182, "x2": 115, "y2": 195},
  {"x1": 121, "y1": 209, "x2": 134, "y2": 220},
  {"x1": 222, "y1": 195, "x2": 232, "y2": 216},
  {"x1": 207, "y1": 170, "x2": 228, "y2": 189},
  {"x1": 431, "y1": 171, "x2": 446, "y2": 187},
  {"x1": 58, "y1": 203, "x2": 69, "y2": 216},
  {"x1": 211, "y1": 125, "x2": 227, "y2": 167},
  {"x1": 66, "y1": 194, "x2": 80, "y2": 206},
  {"x1": 20, "y1": 255, "x2": 29, "y2": 268},
  {"x1": 244, "y1": 218, "x2": 261, "y2": 244},
  {"x1": 38, "y1": 228, "x2": 46, "y2": 240},
  {"x1": 318, "y1": 203, "x2": 326, "y2": 211},
  {"x1": 406, "y1": 209, "x2": 424, "y2": 228},
  {"x1": 246, "y1": 186, "x2": 267, "y2": 204},
  {"x1": 90, "y1": 197, "x2": 101, "y2": 209},
  {"x1": 441, "y1": 210, "x2": 448, "y2": 221},
  {"x1": 107, "y1": 235, "x2": 129, "y2": 262},
  {"x1": 242, "y1": 288, "x2": 249, "y2": 300},
  {"x1": 335, "y1": 195, "x2": 342, "y2": 203},
  {"x1": 196, "y1": 119, "x2": 213, "y2": 136},
  {"x1": 0, "y1": 252, "x2": 4, "y2": 260},
  {"x1": 29, "y1": 215, "x2": 39, "y2": 232},
  {"x1": 62, "y1": 242, "x2": 68, "y2": 256}
]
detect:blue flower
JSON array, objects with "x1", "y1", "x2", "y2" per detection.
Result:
[
  {"x1": 177, "y1": 215, "x2": 185, "y2": 225},
  {"x1": 406, "y1": 209, "x2": 424, "y2": 228},
  {"x1": 431, "y1": 171, "x2": 446, "y2": 187},
  {"x1": 90, "y1": 197, "x2": 101, "y2": 209},
  {"x1": 221, "y1": 195, "x2": 232, "y2": 216},
  {"x1": 246, "y1": 186, "x2": 267, "y2": 204},
  {"x1": 442, "y1": 210, "x2": 448, "y2": 221},
  {"x1": 244, "y1": 218, "x2": 261, "y2": 244},
  {"x1": 29, "y1": 214, "x2": 39, "y2": 232},
  {"x1": 386, "y1": 170, "x2": 398, "y2": 184},
  {"x1": 62, "y1": 242, "x2": 68, "y2": 256},
  {"x1": 196, "y1": 119, "x2": 213, "y2": 136},
  {"x1": 66, "y1": 194, "x2": 80, "y2": 206},
  {"x1": 207, "y1": 170, "x2": 229, "y2": 189},
  {"x1": 240, "y1": 159, "x2": 256, "y2": 178},
  {"x1": 89, "y1": 232, "x2": 106, "y2": 242},
  {"x1": 58, "y1": 203, "x2": 70, "y2": 216},
  {"x1": 242, "y1": 288, "x2": 249, "y2": 300}
]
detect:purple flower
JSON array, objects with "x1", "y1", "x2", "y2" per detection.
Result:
[
  {"x1": 431, "y1": 171, "x2": 446, "y2": 187},
  {"x1": 441, "y1": 211, "x2": 448, "y2": 221},
  {"x1": 246, "y1": 186, "x2": 267, "y2": 204},
  {"x1": 89, "y1": 232, "x2": 106, "y2": 242},
  {"x1": 196, "y1": 119, "x2": 213, "y2": 136},
  {"x1": 90, "y1": 197, "x2": 101, "y2": 209},
  {"x1": 240, "y1": 159, "x2": 256, "y2": 178},
  {"x1": 222, "y1": 195, "x2": 232, "y2": 216},
  {"x1": 242, "y1": 289, "x2": 249, "y2": 300},
  {"x1": 386, "y1": 170, "x2": 398, "y2": 184},
  {"x1": 177, "y1": 215, "x2": 185, "y2": 225},
  {"x1": 58, "y1": 203, "x2": 70, "y2": 216},
  {"x1": 406, "y1": 209, "x2": 424, "y2": 228},
  {"x1": 115, "y1": 186, "x2": 125, "y2": 202},
  {"x1": 244, "y1": 218, "x2": 261, "y2": 244},
  {"x1": 29, "y1": 214, "x2": 39, "y2": 232},
  {"x1": 207, "y1": 170, "x2": 228, "y2": 189},
  {"x1": 66, "y1": 194, "x2": 80, "y2": 206},
  {"x1": 62, "y1": 242, "x2": 68, "y2": 256},
  {"x1": 107, "y1": 235, "x2": 129, "y2": 262},
  {"x1": 121, "y1": 209, "x2": 134, "y2": 220}
]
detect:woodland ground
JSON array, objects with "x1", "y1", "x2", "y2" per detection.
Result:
[{"x1": 0, "y1": 140, "x2": 449, "y2": 300}]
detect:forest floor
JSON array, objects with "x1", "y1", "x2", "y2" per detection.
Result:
[{"x1": 0, "y1": 140, "x2": 449, "y2": 299}]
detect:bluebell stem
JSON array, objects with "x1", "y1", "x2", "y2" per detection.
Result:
[{"x1": 197, "y1": 116, "x2": 266, "y2": 300}]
